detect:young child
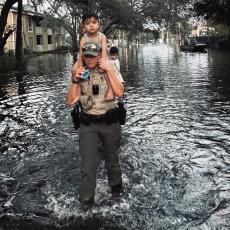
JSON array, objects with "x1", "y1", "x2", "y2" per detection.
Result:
[
  {"x1": 72, "y1": 12, "x2": 113, "y2": 105},
  {"x1": 109, "y1": 46, "x2": 120, "y2": 72}
]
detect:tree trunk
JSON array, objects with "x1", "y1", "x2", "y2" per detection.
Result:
[
  {"x1": 72, "y1": 32, "x2": 78, "y2": 61},
  {"x1": 0, "y1": 41, "x2": 4, "y2": 55},
  {"x1": 0, "y1": 38, "x2": 6, "y2": 55},
  {"x1": 0, "y1": 29, "x2": 15, "y2": 55},
  {"x1": 15, "y1": 0, "x2": 23, "y2": 70},
  {"x1": 0, "y1": 0, "x2": 18, "y2": 55}
]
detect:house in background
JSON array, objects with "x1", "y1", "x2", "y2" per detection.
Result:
[
  {"x1": 0, "y1": 3, "x2": 66, "y2": 53},
  {"x1": 191, "y1": 21, "x2": 217, "y2": 37},
  {"x1": 191, "y1": 22, "x2": 208, "y2": 37}
]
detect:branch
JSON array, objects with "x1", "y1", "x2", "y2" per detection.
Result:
[
  {"x1": 103, "y1": 20, "x2": 120, "y2": 35},
  {"x1": 3, "y1": 28, "x2": 16, "y2": 44},
  {"x1": 45, "y1": 0, "x2": 75, "y2": 35},
  {"x1": 0, "y1": 0, "x2": 18, "y2": 37}
]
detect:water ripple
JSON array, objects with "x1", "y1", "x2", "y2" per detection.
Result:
[{"x1": 1, "y1": 44, "x2": 230, "y2": 229}]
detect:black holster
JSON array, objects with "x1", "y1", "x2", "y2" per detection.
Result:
[
  {"x1": 118, "y1": 99, "x2": 126, "y2": 125},
  {"x1": 105, "y1": 107, "x2": 119, "y2": 125},
  {"x1": 80, "y1": 111, "x2": 90, "y2": 126},
  {"x1": 71, "y1": 103, "x2": 80, "y2": 130}
]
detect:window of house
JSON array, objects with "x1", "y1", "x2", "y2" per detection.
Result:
[
  {"x1": 36, "y1": 35, "x2": 43, "y2": 45},
  {"x1": 28, "y1": 17, "x2": 33, "y2": 32},
  {"x1": 48, "y1": 35, "x2": 53, "y2": 44}
]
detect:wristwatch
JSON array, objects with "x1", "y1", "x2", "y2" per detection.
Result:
[{"x1": 72, "y1": 78, "x2": 80, "y2": 84}]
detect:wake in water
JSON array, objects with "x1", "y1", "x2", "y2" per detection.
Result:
[{"x1": 1, "y1": 45, "x2": 230, "y2": 229}]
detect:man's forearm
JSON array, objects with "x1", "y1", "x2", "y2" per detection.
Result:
[
  {"x1": 71, "y1": 60, "x2": 79, "y2": 77},
  {"x1": 66, "y1": 83, "x2": 79, "y2": 107}
]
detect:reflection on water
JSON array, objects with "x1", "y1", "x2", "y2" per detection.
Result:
[{"x1": 1, "y1": 43, "x2": 230, "y2": 229}]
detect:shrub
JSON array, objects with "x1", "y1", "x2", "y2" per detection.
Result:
[{"x1": 0, "y1": 51, "x2": 16, "y2": 73}]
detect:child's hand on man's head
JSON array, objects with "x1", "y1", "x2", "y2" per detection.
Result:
[{"x1": 98, "y1": 58, "x2": 112, "y2": 72}]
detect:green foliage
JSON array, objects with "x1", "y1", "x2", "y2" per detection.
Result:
[
  {"x1": 193, "y1": 0, "x2": 230, "y2": 26},
  {"x1": 27, "y1": 0, "x2": 198, "y2": 46},
  {"x1": 205, "y1": 20, "x2": 230, "y2": 36},
  {"x1": 215, "y1": 24, "x2": 230, "y2": 36},
  {"x1": 146, "y1": 0, "x2": 192, "y2": 30},
  {"x1": 99, "y1": 0, "x2": 145, "y2": 34},
  {"x1": 0, "y1": 51, "x2": 16, "y2": 73}
]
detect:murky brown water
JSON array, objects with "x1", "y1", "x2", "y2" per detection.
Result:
[{"x1": 1, "y1": 41, "x2": 230, "y2": 229}]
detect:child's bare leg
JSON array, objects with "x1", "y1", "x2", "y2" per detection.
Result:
[{"x1": 71, "y1": 84, "x2": 81, "y2": 105}]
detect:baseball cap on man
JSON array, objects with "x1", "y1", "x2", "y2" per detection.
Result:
[{"x1": 82, "y1": 42, "x2": 100, "y2": 56}]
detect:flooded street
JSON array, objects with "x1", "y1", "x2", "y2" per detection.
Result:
[{"x1": 1, "y1": 41, "x2": 230, "y2": 229}]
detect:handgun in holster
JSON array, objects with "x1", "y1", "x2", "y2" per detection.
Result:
[
  {"x1": 118, "y1": 97, "x2": 126, "y2": 125},
  {"x1": 71, "y1": 103, "x2": 80, "y2": 130}
]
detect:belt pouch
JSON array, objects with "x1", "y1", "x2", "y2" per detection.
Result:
[
  {"x1": 80, "y1": 112, "x2": 90, "y2": 126},
  {"x1": 105, "y1": 108, "x2": 119, "y2": 125},
  {"x1": 80, "y1": 95, "x2": 93, "y2": 110},
  {"x1": 118, "y1": 101, "x2": 126, "y2": 125},
  {"x1": 71, "y1": 104, "x2": 80, "y2": 130}
]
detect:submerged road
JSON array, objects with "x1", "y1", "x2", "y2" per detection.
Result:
[{"x1": 0, "y1": 41, "x2": 230, "y2": 229}]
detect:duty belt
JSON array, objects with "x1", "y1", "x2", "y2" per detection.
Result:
[
  {"x1": 80, "y1": 107, "x2": 120, "y2": 125},
  {"x1": 83, "y1": 112, "x2": 106, "y2": 123}
]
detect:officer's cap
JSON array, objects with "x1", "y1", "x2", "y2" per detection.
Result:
[{"x1": 82, "y1": 42, "x2": 100, "y2": 56}]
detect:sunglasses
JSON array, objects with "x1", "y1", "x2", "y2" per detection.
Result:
[{"x1": 82, "y1": 47, "x2": 100, "y2": 52}]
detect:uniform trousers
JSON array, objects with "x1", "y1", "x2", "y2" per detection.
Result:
[{"x1": 79, "y1": 121, "x2": 122, "y2": 202}]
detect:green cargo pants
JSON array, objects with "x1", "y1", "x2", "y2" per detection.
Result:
[{"x1": 79, "y1": 121, "x2": 122, "y2": 202}]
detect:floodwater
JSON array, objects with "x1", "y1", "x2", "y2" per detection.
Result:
[{"x1": 1, "y1": 41, "x2": 230, "y2": 230}]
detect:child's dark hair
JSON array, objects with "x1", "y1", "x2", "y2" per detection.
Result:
[
  {"x1": 82, "y1": 12, "x2": 99, "y2": 23},
  {"x1": 110, "y1": 46, "x2": 119, "y2": 55}
]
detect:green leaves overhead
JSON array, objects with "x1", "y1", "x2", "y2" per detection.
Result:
[
  {"x1": 193, "y1": 0, "x2": 230, "y2": 26},
  {"x1": 99, "y1": 0, "x2": 145, "y2": 34},
  {"x1": 27, "y1": 0, "x2": 194, "y2": 35}
]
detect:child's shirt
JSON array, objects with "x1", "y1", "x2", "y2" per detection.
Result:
[
  {"x1": 110, "y1": 59, "x2": 120, "y2": 72},
  {"x1": 83, "y1": 32, "x2": 103, "y2": 48}
]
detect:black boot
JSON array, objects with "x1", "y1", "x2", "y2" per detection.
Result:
[{"x1": 111, "y1": 183, "x2": 123, "y2": 197}]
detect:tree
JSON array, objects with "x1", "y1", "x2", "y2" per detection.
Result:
[
  {"x1": 0, "y1": 0, "x2": 18, "y2": 55},
  {"x1": 193, "y1": 0, "x2": 230, "y2": 26},
  {"x1": 15, "y1": 0, "x2": 23, "y2": 69},
  {"x1": 141, "y1": 0, "x2": 190, "y2": 31},
  {"x1": 31, "y1": 0, "x2": 186, "y2": 50},
  {"x1": 31, "y1": 0, "x2": 144, "y2": 51},
  {"x1": 94, "y1": 0, "x2": 146, "y2": 35},
  {"x1": 32, "y1": 0, "x2": 88, "y2": 52}
]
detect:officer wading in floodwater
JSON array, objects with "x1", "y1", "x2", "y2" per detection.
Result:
[{"x1": 66, "y1": 41, "x2": 125, "y2": 205}]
